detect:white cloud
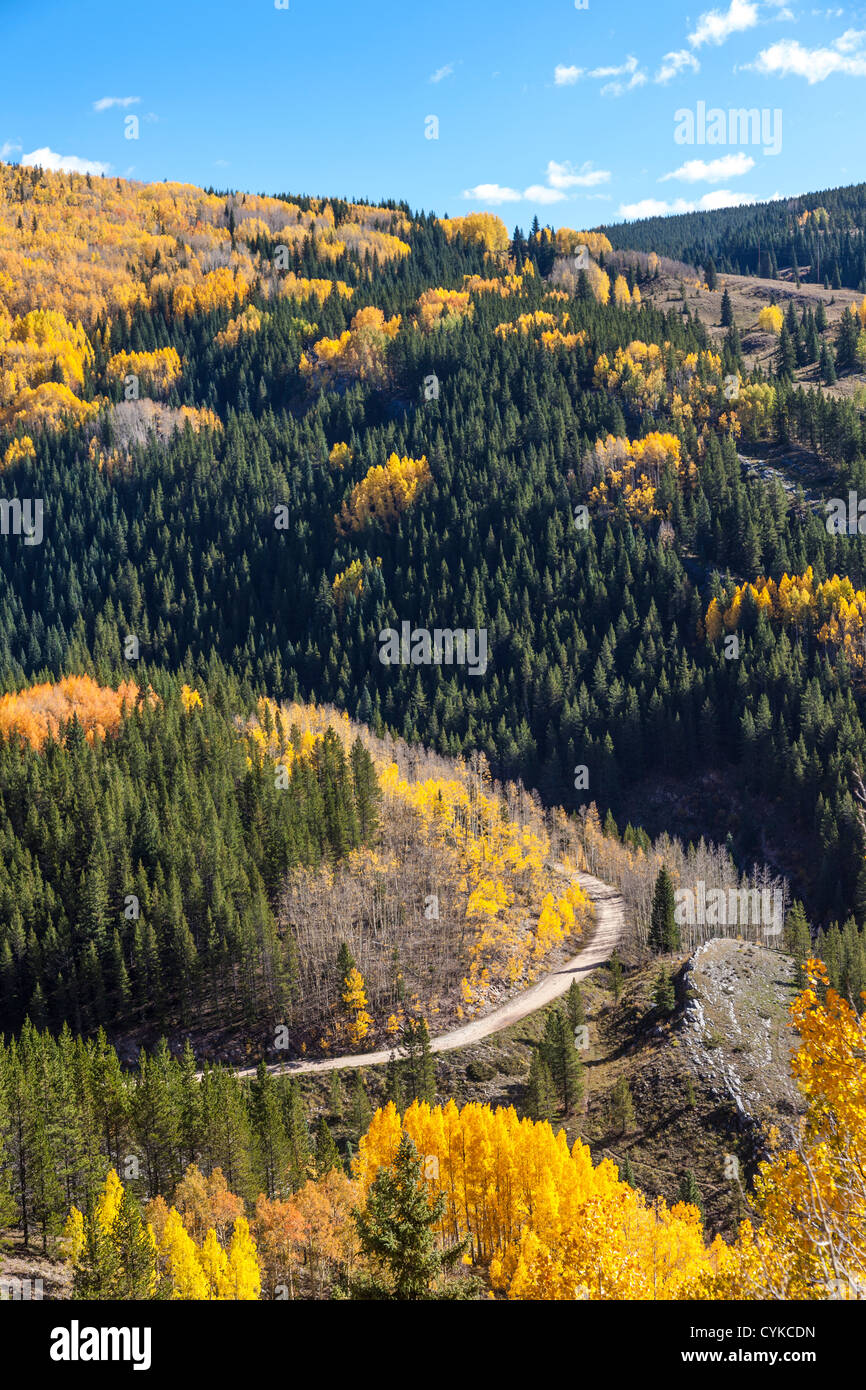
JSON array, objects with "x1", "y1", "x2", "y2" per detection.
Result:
[
  {"x1": 834, "y1": 27, "x2": 866, "y2": 52},
  {"x1": 523, "y1": 184, "x2": 567, "y2": 203},
  {"x1": 462, "y1": 183, "x2": 523, "y2": 204},
  {"x1": 556, "y1": 54, "x2": 646, "y2": 94},
  {"x1": 746, "y1": 32, "x2": 866, "y2": 79},
  {"x1": 655, "y1": 49, "x2": 701, "y2": 83},
  {"x1": 689, "y1": 0, "x2": 758, "y2": 48},
  {"x1": 660, "y1": 152, "x2": 755, "y2": 181},
  {"x1": 586, "y1": 56, "x2": 647, "y2": 95},
  {"x1": 21, "y1": 147, "x2": 110, "y2": 176},
  {"x1": 619, "y1": 189, "x2": 757, "y2": 218},
  {"x1": 0, "y1": 141, "x2": 22, "y2": 160},
  {"x1": 463, "y1": 160, "x2": 612, "y2": 206},
  {"x1": 93, "y1": 96, "x2": 140, "y2": 111},
  {"x1": 546, "y1": 159, "x2": 611, "y2": 189},
  {"x1": 429, "y1": 63, "x2": 454, "y2": 83},
  {"x1": 601, "y1": 72, "x2": 647, "y2": 95}
]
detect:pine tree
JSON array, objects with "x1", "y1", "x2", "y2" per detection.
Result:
[
  {"x1": 350, "y1": 1133, "x2": 467, "y2": 1299},
  {"x1": 385, "y1": 1052, "x2": 406, "y2": 1113},
  {"x1": 609, "y1": 947, "x2": 624, "y2": 1002},
  {"x1": 784, "y1": 901, "x2": 812, "y2": 987},
  {"x1": 401, "y1": 1018, "x2": 436, "y2": 1105},
  {"x1": 649, "y1": 867, "x2": 679, "y2": 953},
  {"x1": 327, "y1": 1068, "x2": 343, "y2": 1121},
  {"x1": 565, "y1": 979, "x2": 585, "y2": 1032},
  {"x1": 349, "y1": 1070, "x2": 372, "y2": 1139},
  {"x1": 527, "y1": 1049, "x2": 556, "y2": 1123},
  {"x1": 679, "y1": 1169, "x2": 705, "y2": 1219},
  {"x1": 314, "y1": 1115, "x2": 342, "y2": 1176},
  {"x1": 610, "y1": 1076, "x2": 635, "y2": 1135},
  {"x1": 720, "y1": 286, "x2": 733, "y2": 327},
  {"x1": 653, "y1": 965, "x2": 676, "y2": 1015}
]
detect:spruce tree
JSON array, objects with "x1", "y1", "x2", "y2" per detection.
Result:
[
  {"x1": 679, "y1": 1169, "x2": 705, "y2": 1218},
  {"x1": 315, "y1": 1115, "x2": 342, "y2": 1175},
  {"x1": 527, "y1": 1049, "x2": 556, "y2": 1123},
  {"x1": 653, "y1": 965, "x2": 676, "y2": 1015},
  {"x1": 720, "y1": 286, "x2": 733, "y2": 327},
  {"x1": 350, "y1": 1134, "x2": 466, "y2": 1299},
  {"x1": 649, "y1": 867, "x2": 679, "y2": 953}
]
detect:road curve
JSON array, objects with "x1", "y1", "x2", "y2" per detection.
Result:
[{"x1": 229, "y1": 868, "x2": 625, "y2": 1080}]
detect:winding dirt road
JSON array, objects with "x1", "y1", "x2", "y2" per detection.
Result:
[{"x1": 233, "y1": 868, "x2": 625, "y2": 1080}]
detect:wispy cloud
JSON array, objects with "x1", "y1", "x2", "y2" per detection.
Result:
[
  {"x1": 654, "y1": 50, "x2": 700, "y2": 83},
  {"x1": 619, "y1": 189, "x2": 757, "y2": 218},
  {"x1": 589, "y1": 54, "x2": 647, "y2": 95},
  {"x1": 660, "y1": 152, "x2": 755, "y2": 181},
  {"x1": 689, "y1": 0, "x2": 758, "y2": 48},
  {"x1": 546, "y1": 159, "x2": 611, "y2": 189},
  {"x1": 523, "y1": 184, "x2": 568, "y2": 204},
  {"x1": 429, "y1": 63, "x2": 454, "y2": 83},
  {"x1": 0, "y1": 141, "x2": 22, "y2": 160},
  {"x1": 746, "y1": 30, "x2": 866, "y2": 79},
  {"x1": 22, "y1": 147, "x2": 110, "y2": 176},
  {"x1": 554, "y1": 64, "x2": 583, "y2": 85},
  {"x1": 93, "y1": 96, "x2": 141, "y2": 111}
]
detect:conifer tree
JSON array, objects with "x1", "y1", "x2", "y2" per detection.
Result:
[
  {"x1": 649, "y1": 868, "x2": 679, "y2": 953},
  {"x1": 350, "y1": 1133, "x2": 466, "y2": 1300},
  {"x1": 679, "y1": 1169, "x2": 705, "y2": 1219},
  {"x1": 527, "y1": 1049, "x2": 556, "y2": 1123},
  {"x1": 314, "y1": 1115, "x2": 342, "y2": 1176},
  {"x1": 653, "y1": 965, "x2": 676, "y2": 1015}
]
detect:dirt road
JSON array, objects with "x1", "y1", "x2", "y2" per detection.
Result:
[{"x1": 232, "y1": 868, "x2": 625, "y2": 1080}]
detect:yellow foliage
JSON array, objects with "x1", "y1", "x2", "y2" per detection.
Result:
[
  {"x1": 0, "y1": 675, "x2": 153, "y2": 749},
  {"x1": 279, "y1": 273, "x2": 354, "y2": 303},
  {"x1": 214, "y1": 304, "x2": 268, "y2": 348},
  {"x1": 704, "y1": 567, "x2": 866, "y2": 673},
  {"x1": 587, "y1": 431, "x2": 688, "y2": 521},
  {"x1": 335, "y1": 452, "x2": 431, "y2": 533},
  {"x1": 613, "y1": 274, "x2": 632, "y2": 306},
  {"x1": 416, "y1": 287, "x2": 473, "y2": 330},
  {"x1": 300, "y1": 306, "x2": 401, "y2": 386},
  {"x1": 2, "y1": 435, "x2": 36, "y2": 468},
  {"x1": 342, "y1": 966, "x2": 374, "y2": 1046},
  {"x1": 106, "y1": 346, "x2": 182, "y2": 397},
  {"x1": 758, "y1": 303, "x2": 784, "y2": 334},
  {"x1": 332, "y1": 559, "x2": 366, "y2": 613},
  {"x1": 554, "y1": 229, "x2": 613, "y2": 258},
  {"x1": 181, "y1": 684, "x2": 203, "y2": 712},
  {"x1": 439, "y1": 212, "x2": 509, "y2": 253},
  {"x1": 356, "y1": 1101, "x2": 710, "y2": 1298},
  {"x1": 328, "y1": 441, "x2": 352, "y2": 468}
]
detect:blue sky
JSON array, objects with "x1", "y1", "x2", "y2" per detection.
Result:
[{"x1": 1, "y1": 0, "x2": 864, "y2": 226}]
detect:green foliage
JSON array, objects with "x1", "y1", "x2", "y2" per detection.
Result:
[
  {"x1": 649, "y1": 868, "x2": 680, "y2": 954},
  {"x1": 350, "y1": 1133, "x2": 467, "y2": 1300}
]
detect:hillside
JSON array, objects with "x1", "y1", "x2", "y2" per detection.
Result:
[
  {"x1": 599, "y1": 182, "x2": 866, "y2": 291},
  {"x1": 1, "y1": 152, "x2": 866, "y2": 1315}
]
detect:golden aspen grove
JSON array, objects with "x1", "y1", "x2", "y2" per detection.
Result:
[{"x1": 3, "y1": 4, "x2": 866, "y2": 1367}]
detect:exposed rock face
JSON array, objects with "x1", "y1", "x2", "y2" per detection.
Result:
[{"x1": 681, "y1": 938, "x2": 803, "y2": 1134}]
